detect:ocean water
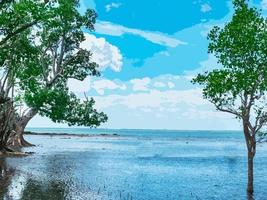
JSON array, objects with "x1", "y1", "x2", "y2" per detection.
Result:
[
  {"x1": 1, "y1": 129, "x2": 267, "y2": 200},
  {"x1": 26, "y1": 127, "x2": 243, "y2": 140}
]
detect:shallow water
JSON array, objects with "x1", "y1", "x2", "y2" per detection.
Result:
[{"x1": 1, "y1": 129, "x2": 267, "y2": 200}]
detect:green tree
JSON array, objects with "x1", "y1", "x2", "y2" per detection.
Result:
[
  {"x1": 192, "y1": 0, "x2": 267, "y2": 194},
  {"x1": 0, "y1": 0, "x2": 107, "y2": 151},
  {"x1": 0, "y1": 0, "x2": 50, "y2": 152},
  {"x1": 8, "y1": 0, "x2": 108, "y2": 147}
]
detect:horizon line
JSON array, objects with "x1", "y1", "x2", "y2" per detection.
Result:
[{"x1": 26, "y1": 127, "x2": 243, "y2": 132}]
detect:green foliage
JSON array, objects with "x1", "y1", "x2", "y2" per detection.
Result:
[
  {"x1": 24, "y1": 86, "x2": 107, "y2": 127},
  {"x1": 0, "y1": 0, "x2": 107, "y2": 128},
  {"x1": 192, "y1": 0, "x2": 267, "y2": 133},
  {"x1": 0, "y1": 0, "x2": 51, "y2": 47}
]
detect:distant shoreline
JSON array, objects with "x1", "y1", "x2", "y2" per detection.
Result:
[
  {"x1": 24, "y1": 131, "x2": 120, "y2": 138},
  {"x1": 26, "y1": 127, "x2": 243, "y2": 132}
]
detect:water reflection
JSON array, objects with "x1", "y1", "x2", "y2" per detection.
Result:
[
  {"x1": 20, "y1": 179, "x2": 67, "y2": 200},
  {"x1": 0, "y1": 158, "x2": 15, "y2": 199},
  {"x1": 247, "y1": 193, "x2": 255, "y2": 200},
  {"x1": 0, "y1": 154, "x2": 106, "y2": 200},
  {"x1": 0, "y1": 157, "x2": 68, "y2": 200}
]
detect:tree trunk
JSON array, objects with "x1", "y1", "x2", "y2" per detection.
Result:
[
  {"x1": 247, "y1": 151, "x2": 254, "y2": 194},
  {"x1": 7, "y1": 108, "x2": 38, "y2": 148},
  {"x1": 7, "y1": 125, "x2": 34, "y2": 148},
  {"x1": 0, "y1": 99, "x2": 16, "y2": 154},
  {"x1": 243, "y1": 120, "x2": 256, "y2": 195}
]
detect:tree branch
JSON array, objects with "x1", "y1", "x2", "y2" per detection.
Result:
[
  {"x1": 0, "y1": 20, "x2": 37, "y2": 46},
  {"x1": 56, "y1": 36, "x2": 65, "y2": 73},
  {"x1": 215, "y1": 105, "x2": 242, "y2": 118}
]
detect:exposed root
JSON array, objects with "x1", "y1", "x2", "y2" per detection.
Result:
[
  {"x1": 7, "y1": 132, "x2": 35, "y2": 148},
  {"x1": 21, "y1": 136, "x2": 35, "y2": 147},
  {"x1": 4, "y1": 151, "x2": 29, "y2": 157},
  {"x1": 0, "y1": 150, "x2": 32, "y2": 157},
  {"x1": 0, "y1": 146, "x2": 33, "y2": 157}
]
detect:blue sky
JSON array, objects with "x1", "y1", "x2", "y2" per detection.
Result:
[{"x1": 29, "y1": 0, "x2": 267, "y2": 130}]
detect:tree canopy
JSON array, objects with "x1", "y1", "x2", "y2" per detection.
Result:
[{"x1": 193, "y1": 0, "x2": 267, "y2": 133}]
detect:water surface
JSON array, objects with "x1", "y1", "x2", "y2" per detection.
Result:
[{"x1": 1, "y1": 129, "x2": 267, "y2": 200}]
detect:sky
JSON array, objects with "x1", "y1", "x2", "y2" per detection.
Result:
[{"x1": 28, "y1": 0, "x2": 267, "y2": 130}]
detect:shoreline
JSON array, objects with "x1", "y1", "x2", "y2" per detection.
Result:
[{"x1": 24, "y1": 131, "x2": 120, "y2": 138}]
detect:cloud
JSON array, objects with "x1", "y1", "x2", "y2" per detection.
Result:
[
  {"x1": 95, "y1": 21, "x2": 187, "y2": 48},
  {"x1": 91, "y1": 86, "x2": 239, "y2": 130},
  {"x1": 68, "y1": 77, "x2": 91, "y2": 93},
  {"x1": 130, "y1": 77, "x2": 151, "y2": 91},
  {"x1": 92, "y1": 79, "x2": 126, "y2": 95},
  {"x1": 167, "y1": 82, "x2": 175, "y2": 89},
  {"x1": 94, "y1": 88, "x2": 205, "y2": 109},
  {"x1": 154, "y1": 82, "x2": 166, "y2": 88},
  {"x1": 184, "y1": 54, "x2": 220, "y2": 76},
  {"x1": 68, "y1": 77, "x2": 127, "y2": 96},
  {"x1": 261, "y1": 0, "x2": 267, "y2": 10},
  {"x1": 79, "y1": 0, "x2": 96, "y2": 13},
  {"x1": 182, "y1": 108, "x2": 229, "y2": 120},
  {"x1": 105, "y1": 2, "x2": 122, "y2": 12},
  {"x1": 80, "y1": 33, "x2": 123, "y2": 72},
  {"x1": 201, "y1": 3, "x2": 212, "y2": 13},
  {"x1": 89, "y1": 74, "x2": 206, "y2": 110},
  {"x1": 83, "y1": 74, "x2": 193, "y2": 96}
]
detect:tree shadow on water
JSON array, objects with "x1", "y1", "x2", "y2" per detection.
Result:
[
  {"x1": 20, "y1": 179, "x2": 68, "y2": 200},
  {"x1": 0, "y1": 158, "x2": 15, "y2": 199},
  {"x1": 247, "y1": 193, "x2": 255, "y2": 200},
  {"x1": 0, "y1": 157, "x2": 68, "y2": 200}
]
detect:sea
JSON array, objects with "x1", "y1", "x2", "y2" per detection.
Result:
[{"x1": 1, "y1": 128, "x2": 267, "y2": 200}]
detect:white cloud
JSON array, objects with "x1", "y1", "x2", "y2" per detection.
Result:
[
  {"x1": 91, "y1": 87, "x2": 240, "y2": 130},
  {"x1": 80, "y1": 33, "x2": 123, "y2": 72},
  {"x1": 94, "y1": 88, "x2": 207, "y2": 110},
  {"x1": 79, "y1": 0, "x2": 96, "y2": 11},
  {"x1": 105, "y1": 2, "x2": 121, "y2": 12},
  {"x1": 95, "y1": 21, "x2": 187, "y2": 48},
  {"x1": 92, "y1": 79, "x2": 126, "y2": 95},
  {"x1": 261, "y1": 0, "x2": 267, "y2": 10},
  {"x1": 85, "y1": 74, "x2": 194, "y2": 95},
  {"x1": 201, "y1": 4, "x2": 212, "y2": 13},
  {"x1": 184, "y1": 75, "x2": 195, "y2": 81},
  {"x1": 182, "y1": 108, "x2": 229, "y2": 120},
  {"x1": 68, "y1": 77, "x2": 91, "y2": 93},
  {"x1": 130, "y1": 78, "x2": 151, "y2": 91},
  {"x1": 154, "y1": 82, "x2": 166, "y2": 88},
  {"x1": 167, "y1": 82, "x2": 175, "y2": 89},
  {"x1": 184, "y1": 54, "x2": 220, "y2": 76}
]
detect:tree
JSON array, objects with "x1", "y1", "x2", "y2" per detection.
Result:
[
  {"x1": 0, "y1": 16, "x2": 41, "y2": 152},
  {"x1": 0, "y1": 0, "x2": 52, "y2": 152},
  {"x1": 192, "y1": 0, "x2": 267, "y2": 195},
  {"x1": 0, "y1": 0, "x2": 108, "y2": 151},
  {"x1": 7, "y1": 0, "x2": 108, "y2": 147}
]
